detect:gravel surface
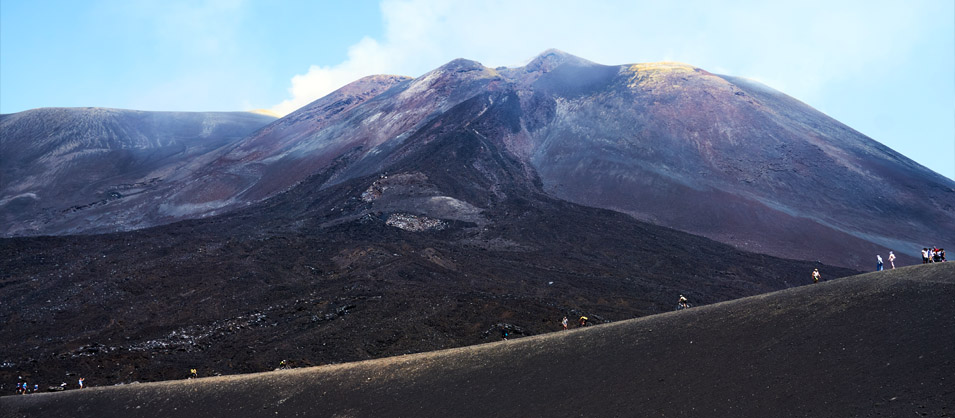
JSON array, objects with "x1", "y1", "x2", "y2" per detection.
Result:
[{"x1": 5, "y1": 262, "x2": 950, "y2": 418}]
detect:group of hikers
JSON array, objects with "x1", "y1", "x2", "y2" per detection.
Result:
[
  {"x1": 557, "y1": 315, "x2": 591, "y2": 330},
  {"x1": 815, "y1": 246, "x2": 948, "y2": 283},
  {"x1": 878, "y1": 247, "x2": 947, "y2": 271},
  {"x1": 558, "y1": 315, "x2": 594, "y2": 331},
  {"x1": 876, "y1": 251, "x2": 896, "y2": 271},
  {"x1": 13, "y1": 381, "x2": 37, "y2": 395},
  {"x1": 921, "y1": 247, "x2": 946, "y2": 264},
  {"x1": 553, "y1": 294, "x2": 693, "y2": 333},
  {"x1": 12, "y1": 377, "x2": 82, "y2": 394}
]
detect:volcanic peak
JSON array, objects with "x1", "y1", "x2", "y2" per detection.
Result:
[
  {"x1": 523, "y1": 48, "x2": 597, "y2": 72},
  {"x1": 436, "y1": 58, "x2": 490, "y2": 73}
]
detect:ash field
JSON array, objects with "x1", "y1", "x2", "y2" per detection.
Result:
[{"x1": 4, "y1": 263, "x2": 952, "y2": 418}]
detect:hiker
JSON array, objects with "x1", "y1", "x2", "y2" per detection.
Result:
[
  {"x1": 922, "y1": 248, "x2": 930, "y2": 263},
  {"x1": 888, "y1": 251, "x2": 896, "y2": 269},
  {"x1": 78, "y1": 377, "x2": 84, "y2": 389},
  {"x1": 812, "y1": 268, "x2": 821, "y2": 284},
  {"x1": 933, "y1": 247, "x2": 942, "y2": 263},
  {"x1": 876, "y1": 254, "x2": 883, "y2": 271},
  {"x1": 501, "y1": 327, "x2": 509, "y2": 340},
  {"x1": 279, "y1": 360, "x2": 288, "y2": 369},
  {"x1": 941, "y1": 248, "x2": 946, "y2": 262},
  {"x1": 561, "y1": 316, "x2": 568, "y2": 330},
  {"x1": 578, "y1": 316, "x2": 588, "y2": 327},
  {"x1": 190, "y1": 368, "x2": 198, "y2": 379},
  {"x1": 677, "y1": 295, "x2": 690, "y2": 309}
]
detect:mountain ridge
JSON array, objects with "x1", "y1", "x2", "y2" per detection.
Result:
[
  {"x1": 2, "y1": 51, "x2": 950, "y2": 272},
  {"x1": 0, "y1": 108, "x2": 276, "y2": 235}
]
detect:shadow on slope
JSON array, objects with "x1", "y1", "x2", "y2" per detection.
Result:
[{"x1": 5, "y1": 262, "x2": 951, "y2": 418}]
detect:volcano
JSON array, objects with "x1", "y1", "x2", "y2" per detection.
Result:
[
  {"x1": 0, "y1": 50, "x2": 949, "y2": 388},
  {"x1": 3, "y1": 50, "x2": 951, "y2": 270}
]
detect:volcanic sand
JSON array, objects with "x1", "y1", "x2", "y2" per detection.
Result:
[{"x1": 3, "y1": 262, "x2": 952, "y2": 418}]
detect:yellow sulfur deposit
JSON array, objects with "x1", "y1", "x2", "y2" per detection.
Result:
[{"x1": 625, "y1": 62, "x2": 698, "y2": 89}]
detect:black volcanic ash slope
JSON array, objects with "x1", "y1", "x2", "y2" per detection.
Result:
[
  {"x1": 0, "y1": 88, "x2": 860, "y2": 387},
  {"x1": 4, "y1": 263, "x2": 951, "y2": 418}
]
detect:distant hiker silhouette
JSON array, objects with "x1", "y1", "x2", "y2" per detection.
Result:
[
  {"x1": 78, "y1": 377, "x2": 85, "y2": 389},
  {"x1": 922, "y1": 248, "x2": 930, "y2": 263},
  {"x1": 561, "y1": 316, "x2": 568, "y2": 330},
  {"x1": 677, "y1": 295, "x2": 690, "y2": 310},
  {"x1": 888, "y1": 251, "x2": 896, "y2": 269},
  {"x1": 877, "y1": 254, "x2": 884, "y2": 271},
  {"x1": 812, "y1": 269, "x2": 821, "y2": 284},
  {"x1": 578, "y1": 316, "x2": 588, "y2": 327},
  {"x1": 190, "y1": 368, "x2": 198, "y2": 379}
]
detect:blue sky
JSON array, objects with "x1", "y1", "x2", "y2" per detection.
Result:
[{"x1": 2, "y1": 0, "x2": 953, "y2": 180}]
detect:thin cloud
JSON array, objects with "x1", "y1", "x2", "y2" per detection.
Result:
[
  {"x1": 269, "y1": 0, "x2": 925, "y2": 115},
  {"x1": 270, "y1": 38, "x2": 391, "y2": 116}
]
